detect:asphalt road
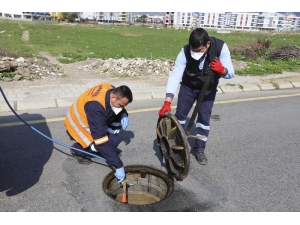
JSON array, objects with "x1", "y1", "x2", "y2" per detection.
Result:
[{"x1": 0, "y1": 89, "x2": 300, "y2": 212}]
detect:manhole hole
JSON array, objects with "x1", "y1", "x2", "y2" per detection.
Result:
[{"x1": 103, "y1": 165, "x2": 174, "y2": 205}]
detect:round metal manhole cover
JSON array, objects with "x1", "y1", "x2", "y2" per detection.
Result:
[
  {"x1": 156, "y1": 113, "x2": 190, "y2": 180},
  {"x1": 103, "y1": 165, "x2": 174, "y2": 205}
]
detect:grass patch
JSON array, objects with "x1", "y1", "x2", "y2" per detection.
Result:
[
  {"x1": 0, "y1": 72, "x2": 15, "y2": 80},
  {"x1": 111, "y1": 73, "x2": 130, "y2": 78},
  {"x1": 225, "y1": 83, "x2": 236, "y2": 86},
  {"x1": 0, "y1": 20, "x2": 37, "y2": 57},
  {"x1": 235, "y1": 57, "x2": 300, "y2": 75},
  {"x1": 1, "y1": 19, "x2": 300, "y2": 74}
]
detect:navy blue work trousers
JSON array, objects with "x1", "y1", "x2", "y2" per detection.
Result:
[{"x1": 175, "y1": 84, "x2": 217, "y2": 151}]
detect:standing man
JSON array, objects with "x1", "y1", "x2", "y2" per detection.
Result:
[
  {"x1": 65, "y1": 83, "x2": 133, "y2": 183},
  {"x1": 158, "y1": 28, "x2": 234, "y2": 165}
]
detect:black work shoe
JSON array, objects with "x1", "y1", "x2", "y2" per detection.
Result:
[
  {"x1": 193, "y1": 149, "x2": 207, "y2": 165},
  {"x1": 70, "y1": 148, "x2": 92, "y2": 165}
]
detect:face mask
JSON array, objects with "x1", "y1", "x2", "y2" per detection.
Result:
[
  {"x1": 190, "y1": 50, "x2": 204, "y2": 60},
  {"x1": 110, "y1": 102, "x2": 123, "y2": 115}
]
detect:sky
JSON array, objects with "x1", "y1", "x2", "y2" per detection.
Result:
[{"x1": 3, "y1": 0, "x2": 299, "y2": 13}]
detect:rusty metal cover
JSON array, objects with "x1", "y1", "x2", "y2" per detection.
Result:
[{"x1": 156, "y1": 113, "x2": 190, "y2": 180}]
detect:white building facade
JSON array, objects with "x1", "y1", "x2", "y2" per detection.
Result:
[
  {"x1": 196, "y1": 12, "x2": 226, "y2": 28},
  {"x1": 173, "y1": 12, "x2": 194, "y2": 28},
  {"x1": 78, "y1": 12, "x2": 132, "y2": 24},
  {"x1": 256, "y1": 12, "x2": 285, "y2": 31},
  {"x1": 0, "y1": 12, "x2": 51, "y2": 20},
  {"x1": 226, "y1": 12, "x2": 259, "y2": 30},
  {"x1": 289, "y1": 14, "x2": 300, "y2": 30},
  {"x1": 196, "y1": 12, "x2": 259, "y2": 30}
]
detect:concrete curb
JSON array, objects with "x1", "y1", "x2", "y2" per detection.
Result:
[
  {"x1": 0, "y1": 80, "x2": 299, "y2": 112},
  {"x1": 292, "y1": 81, "x2": 300, "y2": 87}
]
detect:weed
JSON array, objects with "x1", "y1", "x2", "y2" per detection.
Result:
[
  {"x1": 226, "y1": 83, "x2": 236, "y2": 86},
  {"x1": 218, "y1": 86, "x2": 224, "y2": 93},
  {"x1": 0, "y1": 47, "x2": 20, "y2": 58},
  {"x1": 290, "y1": 82, "x2": 295, "y2": 88},
  {"x1": 271, "y1": 82, "x2": 280, "y2": 89},
  {"x1": 0, "y1": 72, "x2": 15, "y2": 79},
  {"x1": 112, "y1": 73, "x2": 130, "y2": 78},
  {"x1": 103, "y1": 68, "x2": 109, "y2": 73}
]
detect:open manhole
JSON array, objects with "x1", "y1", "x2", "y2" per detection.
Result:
[{"x1": 103, "y1": 165, "x2": 174, "y2": 205}]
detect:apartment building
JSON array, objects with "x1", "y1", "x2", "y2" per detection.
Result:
[
  {"x1": 288, "y1": 14, "x2": 300, "y2": 30},
  {"x1": 78, "y1": 12, "x2": 132, "y2": 24},
  {"x1": 0, "y1": 12, "x2": 25, "y2": 19},
  {"x1": 256, "y1": 12, "x2": 285, "y2": 31},
  {"x1": 78, "y1": 12, "x2": 98, "y2": 21},
  {"x1": 0, "y1": 12, "x2": 51, "y2": 20},
  {"x1": 117, "y1": 12, "x2": 129, "y2": 23},
  {"x1": 173, "y1": 12, "x2": 194, "y2": 28},
  {"x1": 191, "y1": 13, "x2": 198, "y2": 27},
  {"x1": 225, "y1": 12, "x2": 259, "y2": 30},
  {"x1": 163, "y1": 12, "x2": 174, "y2": 27},
  {"x1": 255, "y1": 12, "x2": 299, "y2": 31},
  {"x1": 195, "y1": 12, "x2": 259, "y2": 30},
  {"x1": 144, "y1": 15, "x2": 164, "y2": 24},
  {"x1": 196, "y1": 12, "x2": 226, "y2": 28},
  {"x1": 97, "y1": 12, "x2": 115, "y2": 23},
  {"x1": 273, "y1": 13, "x2": 300, "y2": 31},
  {"x1": 163, "y1": 12, "x2": 300, "y2": 31}
]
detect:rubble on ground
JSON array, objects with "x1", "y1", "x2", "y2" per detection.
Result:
[
  {"x1": 0, "y1": 56, "x2": 65, "y2": 82},
  {"x1": 0, "y1": 55, "x2": 247, "y2": 82},
  {"x1": 74, "y1": 58, "x2": 248, "y2": 75},
  {"x1": 74, "y1": 57, "x2": 175, "y2": 77}
]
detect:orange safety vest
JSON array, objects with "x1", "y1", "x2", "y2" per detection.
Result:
[{"x1": 64, "y1": 83, "x2": 113, "y2": 148}]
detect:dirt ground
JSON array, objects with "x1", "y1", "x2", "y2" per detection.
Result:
[{"x1": 36, "y1": 51, "x2": 248, "y2": 80}]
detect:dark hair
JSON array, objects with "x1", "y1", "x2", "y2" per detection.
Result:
[
  {"x1": 189, "y1": 28, "x2": 210, "y2": 49},
  {"x1": 112, "y1": 85, "x2": 133, "y2": 103}
]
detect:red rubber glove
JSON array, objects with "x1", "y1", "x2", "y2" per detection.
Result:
[
  {"x1": 158, "y1": 101, "x2": 171, "y2": 117},
  {"x1": 210, "y1": 59, "x2": 225, "y2": 75}
]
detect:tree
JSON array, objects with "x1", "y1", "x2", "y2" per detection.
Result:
[
  {"x1": 140, "y1": 15, "x2": 147, "y2": 23},
  {"x1": 61, "y1": 12, "x2": 78, "y2": 23}
]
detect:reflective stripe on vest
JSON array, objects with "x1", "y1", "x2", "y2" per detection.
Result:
[{"x1": 64, "y1": 83, "x2": 113, "y2": 148}]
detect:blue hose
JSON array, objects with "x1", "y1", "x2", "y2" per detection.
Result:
[{"x1": 0, "y1": 86, "x2": 107, "y2": 162}]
